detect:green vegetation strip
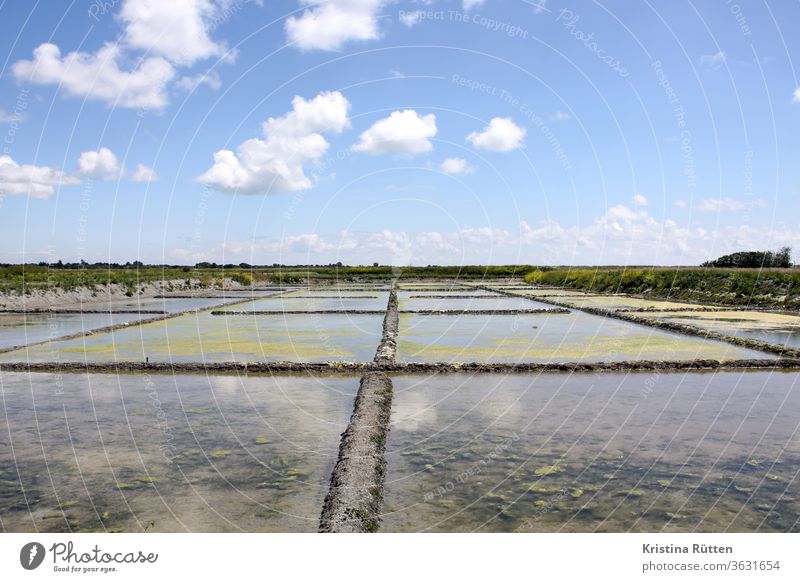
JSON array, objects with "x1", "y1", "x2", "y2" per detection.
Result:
[
  {"x1": 3, "y1": 359, "x2": 797, "y2": 375},
  {"x1": 524, "y1": 267, "x2": 800, "y2": 309},
  {"x1": 319, "y1": 371, "x2": 393, "y2": 533}
]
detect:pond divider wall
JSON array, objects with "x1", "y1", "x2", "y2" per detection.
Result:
[
  {"x1": 3, "y1": 358, "x2": 798, "y2": 375},
  {"x1": 0, "y1": 309, "x2": 168, "y2": 315},
  {"x1": 374, "y1": 287, "x2": 399, "y2": 364},
  {"x1": 319, "y1": 371, "x2": 393, "y2": 533}
]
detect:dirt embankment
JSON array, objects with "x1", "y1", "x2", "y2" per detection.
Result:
[
  {"x1": 0, "y1": 278, "x2": 253, "y2": 311},
  {"x1": 319, "y1": 371, "x2": 394, "y2": 533},
  {"x1": 374, "y1": 288, "x2": 399, "y2": 365}
]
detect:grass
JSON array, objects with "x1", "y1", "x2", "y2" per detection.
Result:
[{"x1": 525, "y1": 267, "x2": 800, "y2": 309}]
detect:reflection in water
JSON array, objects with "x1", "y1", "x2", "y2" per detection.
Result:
[
  {"x1": 0, "y1": 313, "x2": 383, "y2": 364},
  {"x1": 0, "y1": 372, "x2": 356, "y2": 532},
  {"x1": 397, "y1": 312, "x2": 771, "y2": 363},
  {"x1": 383, "y1": 372, "x2": 800, "y2": 532},
  {"x1": 0, "y1": 313, "x2": 149, "y2": 350}
]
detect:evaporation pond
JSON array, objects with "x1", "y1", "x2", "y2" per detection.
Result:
[
  {"x1": 396, "y1": 312, "x2": 771, "y2": 363},
  {"x1": 0, "y1": 312, "x2": 150, "y2": 350},
  {"x1": 0, "y1": 312, "x2": 383, "y2": 363},
  {"x1": 0, "y1": 372, "x2": 357, "y2": 532},
  {"x1": 383, "y1": 371, "x2": 800, "y2": 532}
]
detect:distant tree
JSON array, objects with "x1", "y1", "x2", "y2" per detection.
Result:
[{"x1": 702, "y1": 247, "x2": 793, "y2": 268}]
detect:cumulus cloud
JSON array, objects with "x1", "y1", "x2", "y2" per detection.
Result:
[
  {"x1": 197, "y1": 90, "x2": 351, "y2": 194},
  {"x1": 120, "y1": 0, "x2": 225, "y2": 66},
  {"x1": 12, "y1": 43, "x2": 175, "y2": 110},
  {"x1": 131, "y1": 163, "x2": 159, "y2": 182},
  {"x1": 353, "y1": 110, "x2": 437, "y2": 155},
  {"x1": 699, "y1": 51, "x2": 726, "y2": 69},
  {"x1": 439, "y1": 157, "x2": 474, "y2": 175},
  {"x1": 399, "y1": 10, "x2": 423, "y2": 27},
  {"x1": 77, "y1": 147, "x2": 124, "y2": 181},
  {"x1": 632, "y1": 194, "x2": 649, "y2": 207},
  {"x1": 286, "y1": 0, "x2": 385, "y2": 51},
  {"x1": 462, "y1": 0, "x2": 486, "y2": 10},
  {"x1": 466, "y1": 117, "x2": 526, "y2": 152},
  {"x1": 0, "y1": 155, "x2": 80, "y2": 200},
  {"x1": 793, "y1": 88, "x2": 800, "y2": 103},
  {"x1": 12, "y1": 0, "x2": 236, "y2": 109}
]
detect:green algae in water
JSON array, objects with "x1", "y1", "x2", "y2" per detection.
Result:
[{"x1": 534, "y1": 465, "x2": 564, "y2": 476}]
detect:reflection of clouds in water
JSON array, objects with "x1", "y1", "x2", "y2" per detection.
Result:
[
  {"x1": 391, "y1": 389, "x2": 438, "y2": 433},
  {"x1": 209, "y1": 374, "x2": 243, "y2": 396}
]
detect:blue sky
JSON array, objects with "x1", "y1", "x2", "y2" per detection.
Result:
[{"x1": 0, "y1": 0, "x2": 798, "y2": 266}]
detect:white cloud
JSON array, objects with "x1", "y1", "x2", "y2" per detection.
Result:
[
  {"x1": 674, "y1": 199, "x2": 688, "y2": 208},
  {"x1": 696, "y1": 197, "x2": 744, "y2": 212},
  {"x1": 439, "y1": 157, "x2": 474, "y2": 175},
  {"x1": 131, "y1": 163, "x2": 159, "y2": 182},
  {"x1": 120, "y1": 0, "x2": 225, "y2": 66},
  {"x1": 286, "y1": 0, "x2": 385, "y2": 51},
  {"x1": 399, "y1": 10, "x2": 423, "y2": 27},
  {"x1": 198, "y1": 90, "x2": 351, "y2": 194},
  {"x1": 77, "y1": 147, "x2": 124, "y2": 181},
  {"x1": 12, "y1": 43, "x2": 175, "y2": 110},
  {"x1": 467, "y1": 117, "x2": 526, "y2": 152},
  {"x1": 0, "y1": 155, "x2": 80, "y2": 200},
  {"x1": 11, "y1": 0, "x2": 237, "y2": 109},
  {"x1": 462, "y1": 0, "x2": 485, "y2": 10},
  {"x1": 353, "y1": 109, "x2": 437, "y2": 155},
  {"x1": 175, "y1": 70, "x2": 222, "y2": 92},
  {"x1": 793, "y1": 88, "x2": 800, "y2": 103},
  {"x1": 699, "y1": 51, "x2": 726, "y2": 69},
  {"x1": 632, "y1": 194, "x2": 648, "y2": 207}
]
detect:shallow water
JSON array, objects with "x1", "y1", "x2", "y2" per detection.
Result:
[
  {"x1": 636, "y1": 311, "x2": 800, "y2": 349},
  {"x1": 0, "y1": 313, "x2": 150, "y2": 350},
  {"x1": 399, "y1": 296, "x2": 549, "y2": 311},
  {"x1": 245, "y1": 293, "x2": 389, "y2": 312},
  {"x1": 0, "y1": 312, "x2": 383, "y2": 363},
  {"x1": 396, "y1": 312, "x2": 770, "y2": 363},
  {"x1": 0, "y1": 372, "x2": 356, "y2": 532},
  {"x1": 382, "y1": 371, "x2": 800, "y2": 532}
]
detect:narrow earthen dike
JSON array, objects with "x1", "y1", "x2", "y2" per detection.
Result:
[
  {"x1": 318, "y1": 371, "x2": 393, "y2": 533},
  {"x1": 318, "y1": 287, "x2": 398, "y2": 532}
]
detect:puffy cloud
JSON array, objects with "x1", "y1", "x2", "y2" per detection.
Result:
[
  {"x1": 131, "y1": 164, "x2": 159, "y2": 182},
  {"x1": 439, "y1": 157, "x2": 474, "y2": 175},
  {"x1": 632, "y1": 194, "x2": 649, "y2": 207},
  {"x1": 120, "y1": 0, "x2": 225, "y2": 66},
  {"x1": 12, "y1": 43, "x2": 175, "y2": 110},
  {"x1": 286, "y1": 0, "x2": 385, "y2": 51},
  {"x1": 399, "y1": 10, "x2": 423, "y2": 28},
  {"x1": 0, "y1": 155, "x2": 80, "y2": 200},
  {"x1": 77, "y1": 147, "x2": 124, "y2": 181},
  {"x1": 175, "y1": 70, "x2": 222, "y2": 92},
  {"x1": 197, "y1": 91, "x2": 351, "y2": 194},
  {"x1": 462, "y1": 0, "x2": 485, "y2": 10},
  {"x1": 12, "y1": 1, "x2": 237, "y2": 109},
  {"x1": 699, "y1": 51, "x2": 726, "y2": 69},
  {"x1": 353, "y1": 110, "x2": 437, "y2": 155},
  {"x1": 466, "y1": 117, "x2": 526, "y2": 152},
  {"x1": 793, "y1": 88, "x2": 800, "y2": 103}
]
